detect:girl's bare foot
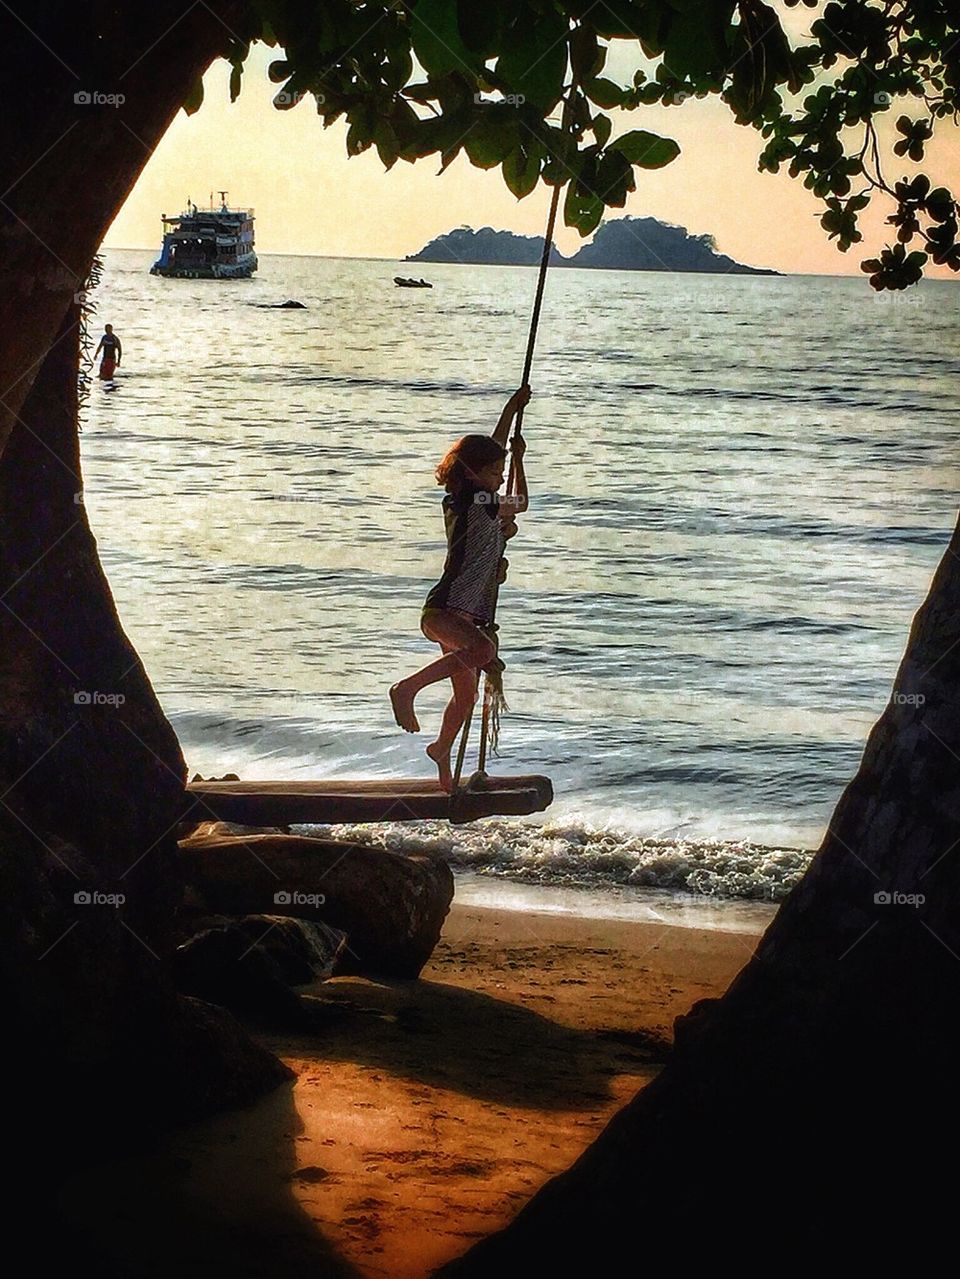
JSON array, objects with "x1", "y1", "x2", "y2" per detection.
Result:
[
  {"x1": 426, "y1": 741, "x2": 453, "y2": 792},
  {"x1": 390, "y1": 682, "x2": 420, "y2": 733}
]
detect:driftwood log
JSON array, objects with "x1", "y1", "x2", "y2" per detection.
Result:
[{"x1": 183, "y1": 774, "x2": 554, "y2": 826}]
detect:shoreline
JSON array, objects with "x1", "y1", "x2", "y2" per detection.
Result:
[
  {"x1": 60, "y1": 901, "x2": 760, "y2": 1277},
  {"x1": 452, "y1": 870, "x2": 778, "y2": 934}
]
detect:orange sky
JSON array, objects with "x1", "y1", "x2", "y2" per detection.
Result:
[{"x1": 104, "y1": 37, "x2": 960, "y2": 277}]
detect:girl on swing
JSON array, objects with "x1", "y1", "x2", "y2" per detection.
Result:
[{"x1": 390, "y1": 384, "x2": 531, "y2": 791}]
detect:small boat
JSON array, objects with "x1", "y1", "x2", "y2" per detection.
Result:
[
  {"x1": 394, "y1": 276, "x2": 433, "y2": 289},
  {"x1": 151, "y1": 192, "x2": 257, "y2": 279}
]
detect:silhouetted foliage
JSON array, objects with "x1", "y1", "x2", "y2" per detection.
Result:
[{"x1": 203, "y1": 2, "x2": 958, "y2": 287}]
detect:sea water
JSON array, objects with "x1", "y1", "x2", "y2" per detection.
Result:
[{"x1": 81, "y1": 250, "x2": 960, "y2": 911}]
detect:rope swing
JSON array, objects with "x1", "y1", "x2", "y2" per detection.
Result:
[{"x1": 451, "y1": 178, "x2": 565, "y2": 795}]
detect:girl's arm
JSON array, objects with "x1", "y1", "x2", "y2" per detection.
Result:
[
  {"x1": 491, "y1": 384, "x2": 531, "y2": 448},
  {"x1": 498, "y1": 436, "x2": 528, "y2": 540},
  {"x1": 510, "y1": 434, "x2": 529, "y2": 516}
]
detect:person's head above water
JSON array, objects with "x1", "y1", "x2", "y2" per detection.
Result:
[{"x1": 436, "y1": 434, "x2": 506, "y2": 496}]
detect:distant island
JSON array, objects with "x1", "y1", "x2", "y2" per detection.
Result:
[{"x1": 407, "y1": 218, "x2": 778, "y2": 276}]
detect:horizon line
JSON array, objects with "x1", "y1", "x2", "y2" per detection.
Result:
[{"x1": 102, "y1": 246, "x2": 877, "y2": 278}]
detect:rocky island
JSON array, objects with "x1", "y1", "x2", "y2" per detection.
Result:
[{"x1": 407, "y1": 217, "x2": 778, "y2": 275}]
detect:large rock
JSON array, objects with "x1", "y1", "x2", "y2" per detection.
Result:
[
  {"x1": 179, "y1": 830, "x2": 454, "y2": 978},
  {"x1": 173, "y1": 914, "x2": 344, "y2": 1024},
  {"x1": 0, "y1": 818, "x2": 290, "y2": 1147}
]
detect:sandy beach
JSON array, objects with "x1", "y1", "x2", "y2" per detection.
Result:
[{"x1": 60, "y1": 899, "x2": 770, "y2": 1278}]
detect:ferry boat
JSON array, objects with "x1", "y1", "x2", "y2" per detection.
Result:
[{"x1": 150, "y1": 192, "x2": 257, "y2": 278}]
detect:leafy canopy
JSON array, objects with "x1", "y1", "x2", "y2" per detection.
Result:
[{"x1": 204, "y1": 2, "x2": 959, "y2": 288}]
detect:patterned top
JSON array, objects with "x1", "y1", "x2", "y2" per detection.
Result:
[{"x1": 424, "y1": 485, "x2": 506, "y2": 624}]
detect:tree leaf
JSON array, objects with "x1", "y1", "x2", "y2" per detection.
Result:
[
  {"x1": 663, "y1": 2, "x2": 735, "y2": 82},
  {"x1": 585, "y1": 77, "x2": 628, "y2": 109},
  {"x1": 596, "y1": 150, "x2": 635, "y2": 207},
  {"x1": 592, "y1": 113, "x2": 613, "y2": 148},
  {"x1": 464, "y1": 116, "x2": 514, "y2": 169},
  {"x1": 502, "y1": 145, "x2": 541, "y2": 199},
  {"x1": 229, "y1": 62, "x2": 242, "y2": 103},
  {"x1": 374, "y1": 120, "x2": 400, "y2": 169},
  {"x1": 608, "y1": 129, "x2": 680, "y2": 168},
  {"x1": 403, "y1": 81, "x2": 440, "y2": 103},
  {"x1": 411, "y1": 0, "x2": 473, "y2": 77},
  {"x1": 457, "y1": 0, "x2": 502, "y2": 58},
  {"x1": 593, "y1": 0, "x2": 666, "y2": 46},
  {"x1": 496, "y1": 10, "x2": 569, "y2": 111},
  {"x1": 570, "y1": 24, "x2": 605, "y2": 81},
  {"x1": 182, "y1": 75, "x2": 204, "y2": 116},
  {"x1": 564, "y1": 179, "x2": 605, "y2": 235}
]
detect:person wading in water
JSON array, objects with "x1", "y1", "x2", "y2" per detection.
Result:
[{"x1": 94, "y1": 324, "x2": 122, "y2": 380}]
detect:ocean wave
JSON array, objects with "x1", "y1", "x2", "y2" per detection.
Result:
[{"x1": 296, "y1": 815, "x2": 814, "y2": 903}]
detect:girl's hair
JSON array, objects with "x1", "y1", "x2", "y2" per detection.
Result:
[{"x1": 435, "y1": 434, "x2": 506, "y2": 495}]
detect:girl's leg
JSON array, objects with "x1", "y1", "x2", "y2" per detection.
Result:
[
  {"x1": 426, "y1": 661, "x2": 480, "y2": 792},
  {"x1": 390, "y1": 611, "x2": 494, "y2": 733}
]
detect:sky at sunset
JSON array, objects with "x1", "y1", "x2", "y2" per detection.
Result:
[{"x1": 104, "y1": 34, "x2": 960, "y2": 277}]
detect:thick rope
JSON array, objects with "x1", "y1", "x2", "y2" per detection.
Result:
[
  {"x1": 509, "y1": 180, "x2": 563, "y2": 482},
  {"x1": 474, "y1": 179, "x2": 564, "y2": 776}
]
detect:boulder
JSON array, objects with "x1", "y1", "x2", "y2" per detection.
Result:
[
  {"x1": 178, "y1": 818, "x2": 289, "y2": 840},
  {"x1": 179, "y1": 830, "x2": 454, "y2": 978},
  {"x1": 173, "y1": 914, "x2": 345, "y2": 1024},
  {"x1": 233, "y1": 913, "x2": 345, "y2": 984},
  {"x1": 0, "y1": 818, "x2": 291, "y2": 1145}
]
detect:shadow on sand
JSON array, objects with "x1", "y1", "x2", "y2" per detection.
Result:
[
  {"x1": 292, "y1": 975, "x2": 667, "y2": 1109},
  {"x1": 56, "y1": 1081, "x2": 360, "y2": 1279}
]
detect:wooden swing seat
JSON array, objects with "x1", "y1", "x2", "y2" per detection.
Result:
[{"x1": 183, "y1": 772, "x2": 553, "y2": 827}]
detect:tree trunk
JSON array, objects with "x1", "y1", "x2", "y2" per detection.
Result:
[
  {"x1": 0, "y1": 305, "x2": 186, "y2": 937},
  {"x1": 0, "y1": 3, "x2": 252, "y2": 942},
  {"x1": 442, "y1": 513, "x2": 960, "y2": 1268},
  {"x1": 0, "y1": 4, "x2": 291, "y2": 1169}
]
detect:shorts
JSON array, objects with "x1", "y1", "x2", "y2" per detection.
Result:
[{"x1": 421, "y1": 604, "x2": 490, "y2": 628}]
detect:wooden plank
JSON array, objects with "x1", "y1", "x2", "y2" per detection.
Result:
[
  {"x1": 183, "y1": 775, "x2": 553, "y2": 827},
  {"x1": 187, "y1": 776, "x2": 546, "y2": 796}
]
